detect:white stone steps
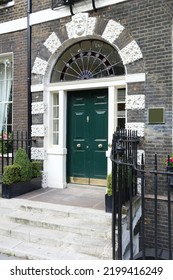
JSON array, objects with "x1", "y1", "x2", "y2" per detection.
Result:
[
  {"x1": 0, "y1": 235, "x2": 100, "y2": 260},
  {"x1": 1, "y1": 198, "x2": 111, "y2": 224},
  {"x1": 5, "y1": 211, "x2": 110, "y2": 239},
  {"x1": 0, "y1": 198, "x2": 113, "y2": 259},
  {"x1": 0, "y1": 220, "x2": 112, "y2": 259}
]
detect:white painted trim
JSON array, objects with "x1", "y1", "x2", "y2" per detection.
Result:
[
  {"x1": 31, "y1": 84, "x2": 44, "y2": 92},
  {"x1": 107, "y1": 86, "x2": 116, "y2": 174},
  {"x1": 29, "y1": 73, "x2": 145, "y2": 100},
  {"x1": 126, "y1": 73, "x2": 146, "y2": 83},
  {"x1": 0, "y1": 17, "x2": 27, "y2": 35},
  {"x1": 59, "y1": 90, "x2": 67, "y2": 149},
  {"x1": 46, "y1": 77, "x2": 125, "y2": 91},
  {"x1": 45, "y1": 73, "x2": 145, "y2": 92},
  {"x1": 0, "y1": 0, "x2": 128, "y2": 35}
]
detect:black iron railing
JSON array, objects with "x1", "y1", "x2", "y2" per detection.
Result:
[
  {"x1": 111, "y1": 129, "x2": 173, "y2": 260},
  {"x1": 0, "y1": 131, "x2": 31, "y2": 180},
  {"x1": 111, "y1": 128, "x2": 139, "y2": 260},
  {"x1": 52, "y1": 0, "x2": 97, "y2": 14}
]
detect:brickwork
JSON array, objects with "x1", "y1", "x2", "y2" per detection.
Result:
[
  {"x1": 0, "y1": 29, "x2": 28, "y2": 131},
  {"x1": 0, "y1": 0, "x2": 27, "y2": 23},
  {"x1": 144, "y1": 197, "x2": 173, "y2": 251},
  {"x1": 0, "y1": 0, "x2": 173, "y2": 256}
]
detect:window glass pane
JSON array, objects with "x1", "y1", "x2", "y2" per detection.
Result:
[
  {"x1": 53, "y1": 107, "x2": 59, "y2": 118},
  {"x1": 118, "y1": 103, "x2": 125, "y2": 111},
  {"x1": 115, "y1": 88, "x2": 126, "y2": 130},
  {"x1": 53, "y1": 120, "x2": 59, "y2": 131},
  {"x1": 53, "y1": 133, "x2": 59, "y2": 145},
  {"x1": 53, "y1": 94, "x2": 59, "y2": 105},
  {"x1": 117, "y1": 103, "x2": 125, "y2": 118},
  {"x1": 117, "y1": 88, "x2": 126, "y2": 102},
  {"x1": 7, "y1": 103, "x2": 12, "y2": 125},
  {"x1": 52, "y1": 93, "x2": 59, "y2": 145},
  {"x1": 0, "y1": 55, "x2": 13, "y2": 133},
  {"x1": 118, "y1": 118, "x2": 125, "y2": 129}
]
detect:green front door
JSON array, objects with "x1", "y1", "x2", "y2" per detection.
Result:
[{"x1": 67, "y1": 89, "x2": 108, "y2": 186}]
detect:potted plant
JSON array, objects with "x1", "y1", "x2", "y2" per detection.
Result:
[
  {"x1": 105, "y1": 173, "x2": 112, "y2": 213},
  {"x1": 2, "y1": 148, "x2": 42, "y2": 198}
]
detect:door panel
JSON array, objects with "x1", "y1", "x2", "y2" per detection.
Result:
[
  {"x1": 68, "y1": 93, "x2": 88, "y2": 179},
  {"x1": 90, "y1": 92, "x2": 108, "y2": 180},
  {"x1": 67, "y1": 89, "x2": 108, "y2": 186}
]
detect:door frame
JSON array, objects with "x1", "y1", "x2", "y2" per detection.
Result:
[{"x1": 45, "y1": 76, "x2": 126, "y2": 188}]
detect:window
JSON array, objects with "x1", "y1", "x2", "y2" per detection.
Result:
[
  {"x1": 51, "y1": 39, "x2": 125, "y2": 82},
  {"x1": 0, "y1": 55, "x2": 13, "y2": 133},
  {"x1": 117, "y1": 88, "x2": 126, "y2": 129},
  {"x1": 52, "y1": 93, "x2": 59, "y2": 145},
  {"x1": 0, "y1": 0, "x2": 14, "y2": 9}
]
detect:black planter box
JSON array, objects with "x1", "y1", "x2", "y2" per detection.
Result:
[
  {"x1": 105, "y1": 194, "x2": 112, "y2": 213},
  {"x1": 2, "y1": 177, "x2": 42, "y2": 199},
  {"x1": 105, "y1": 194, "x2": 119, "y2": 213}
]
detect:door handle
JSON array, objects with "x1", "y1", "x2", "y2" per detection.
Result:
[
  {"x1": 98, "y1": 144, "x2": 103, "y2": 149},
  {"x1": 77, "y1": 144, "x2": 81, "y2": 148}
]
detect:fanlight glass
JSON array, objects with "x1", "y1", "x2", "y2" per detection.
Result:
[{"x1": 51, "y1": 39, "x2": 125, "y2": 82}]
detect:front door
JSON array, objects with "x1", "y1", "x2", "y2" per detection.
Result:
[{"x1": 67, "y1": 89, "x2": 108, "y2": 186}]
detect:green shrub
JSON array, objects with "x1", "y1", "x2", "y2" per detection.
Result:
[
  {"x1": 14, "y1": 148, "x2": 32, "y2": 182},
  {"x1": 2, "y1": 164, "x2": 21, "y2": 185},
  {"x1": 107, "y1": 173, "x2": 112, "y2": 196},
  {"x1": 2, "y1": 148, "x2": 42, "y2": 185},
  {"x1": 31, "y1": 161, "x2": 42, "y2": 178}
]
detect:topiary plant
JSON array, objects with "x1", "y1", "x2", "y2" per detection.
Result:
[
  {"x1": 31, "y1": 161, "x2": 42, "y2": 178},
  {"x1": 2, "y1": 164, "x2": 21, "y2": 185},
  {"x1": 14, "y1": 148, "x2": 32, "y2": 182},
  {"x1": 106, "y1": 173, "x2": 112, "y2": 196}
]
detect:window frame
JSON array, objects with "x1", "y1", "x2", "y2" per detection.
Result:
[
  {"x1": 49, "y1": 92, "x2": 59, "y2": 147},
  {"x1": 0, "y1": 53, "x2": 13, "y2": 133}
]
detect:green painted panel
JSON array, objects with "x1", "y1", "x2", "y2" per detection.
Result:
[{"x1": 67, "y1": 89, "x2": 108, "y2": 183}]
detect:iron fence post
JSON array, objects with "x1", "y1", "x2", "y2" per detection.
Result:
[{"x1": 112, "y1": 132, "x2": 117, "y2": 260}]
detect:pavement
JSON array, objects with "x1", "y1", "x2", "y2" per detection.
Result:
[{"x1": 16, "y1": 184, "x2": 106, "y2": 211}]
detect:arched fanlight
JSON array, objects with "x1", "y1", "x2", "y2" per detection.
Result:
[{"x1": 51, "y1": 39, "x2": 125, "y2": 82}]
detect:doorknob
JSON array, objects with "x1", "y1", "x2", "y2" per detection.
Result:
[
  {"x1": 98, "y1": 144, "x2": 103, "y2": 149},
  {"x1": 77, "y1": 144, "x2": 81, "y2": 148}
]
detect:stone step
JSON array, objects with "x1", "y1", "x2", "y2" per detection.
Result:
[
  {"x1": 3, "y1": 210, "x2": 111, "y2": 239},
  {"x1": 0, "y1": 198, "x2": 111, "y2": 224},
  {"x1": 0, "y1": 235, "x2": 100, "y2": 260},
  {"x1": 0, "y1": 220, "x2": 112, "y2": 259},
  {"x1": 0, "y1": 198, "x2": 113, "y2": 259},
  {"x1": 1, "y1": 198, "x2": 112, "y2": 238}
]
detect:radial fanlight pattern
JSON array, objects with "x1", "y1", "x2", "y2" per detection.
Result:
[{"x1": 51, "y1": 39, "x2": 125, "y2": 82}]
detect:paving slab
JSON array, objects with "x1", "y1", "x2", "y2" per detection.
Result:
[{"x1": 17, "y1": 185, "x2": 106, "y2": 210}]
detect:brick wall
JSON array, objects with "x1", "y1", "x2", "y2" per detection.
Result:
[
  {"x1": 0, "y1": 0, "x2": 27, "y2": 23},
  {"x1": 0, "y1": 29, "x2": 28, "y2": 131},
  {"x1": 0, "y1": 0, "x2": 173, "y2": 255}
]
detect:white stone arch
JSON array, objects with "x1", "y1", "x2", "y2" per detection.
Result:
[
  {"x1": 31, "y1": 14, "x2": 145, "y2": 175},
  {"x1": 32, "y1": 13, "x2": 143, "y2": 79}
]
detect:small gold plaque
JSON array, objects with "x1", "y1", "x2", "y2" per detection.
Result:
[{"x1": 148, "y1": 108, "x2": 165, "y2": 124}]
